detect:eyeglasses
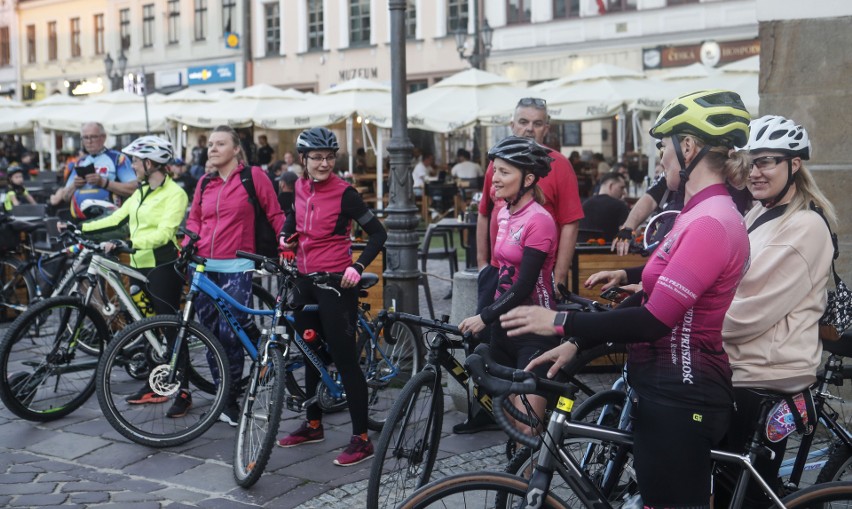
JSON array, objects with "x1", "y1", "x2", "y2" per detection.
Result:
[
  {"x1": 82, "y1": 134, "x2": 105, "y2": 141},
  {"x1": 517, "y1": 97, "x2": 546, "y2": 108},
  {"x1": 751, "y1": 155, "x2": 793, "y2": 171},
  {"x1": 306, "y1": 154, "x2": 337, "y2": 164}
]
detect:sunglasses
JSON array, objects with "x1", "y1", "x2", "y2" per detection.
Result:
[
  {"x1": 517, "y1": 97, "x2": 546, "y2": 108},
  {"x1": 751, "y1": 155, "x2": 794, "y2": 171}
]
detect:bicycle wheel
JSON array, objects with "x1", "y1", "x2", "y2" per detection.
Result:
[
  {"x1": 0, "y1": 256, "x2": 36, "y2": 321},
  {"x1": 96, "y1": 315, "x2": 230, "y2": 447},
  {"x1": 396, "y1": 471, "x2": 568, "y2": 509},
  {"x1": 818, "y1": 444, "x2": 852, "y2": 484},
  {"x1": 781, "y1": 480, "x2": 852, "y2": 508},
  {"x1": 0, "y1": 296, "x2": 108, "y2": 421},
  {"x1": 367, "y1": 369, "x2": 444, "y2": 509},
  {"x1": 233, "y1": 343, "x2": 286, "y2": 488},
  {"x1": 503, "y1": 389, "x2": 636, "y2": 508},
  {"x1": 361, "y1": 320, "x2": 423, "y2": 431}
]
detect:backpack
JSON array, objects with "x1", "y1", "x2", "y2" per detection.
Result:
[{"x1": 199, "y1": 167, "x2": 280, "y2": 259}]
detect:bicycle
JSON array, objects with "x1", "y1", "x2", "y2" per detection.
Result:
[{"x1": 397, "y1": 344, "x2": 852, "y2": 509}]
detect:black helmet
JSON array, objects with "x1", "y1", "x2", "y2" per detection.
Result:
[
  {"x1": 487, "y1": 136, "x2": 553, "y2": 179},
  {"x1": 296, "y1": 127, "x2": 339, "y2": 154},
  {"x1": 6, "y1": 165, "x2": 24, "y2": 177}
]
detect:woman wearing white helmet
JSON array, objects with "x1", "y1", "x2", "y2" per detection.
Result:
[
  {"x1": 81, "y1": 135, "x2": 191, "y2": 417},
  {"x1": 715, "y1": 115, "x2": 836, "y2": 506}
]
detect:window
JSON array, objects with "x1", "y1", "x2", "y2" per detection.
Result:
[
  {"x1": 408, "y1": 80, "x2": 427, "y2": 94},
  {"x1": 47, "y1": 21, "x2": 57, "y2": 61},
  {"x1": 142, "y1": 4, "x2": 155, "y2": 47},
  {"x1": 168, "y1": 0, "x2": 180, "y2": 44},
  {"x1": 0, "y1": 27, "x2": 9, "y2": 66},
  {"x1": 349, "y1": 0, "x2": 370, "y2": 46},
  {"x1": 561, "y1": 122, "x2": 582, "y2": 147},
  {"x1": 605, "y1": 0, "x2": 637, "y2": 12},
  {"x1": 70, "y1": 18, "x2": 81, "y2": 57},
  {"x1": 264, "y1": 3, "x2": 280, "y2": 56},
  {"x1": 120, "y1": 8, "x2": 131, "y2": 48},
  {"x1": 506, "y1": 0, "x2": 531, "y2": 24},
  {"x1": 222, "y1": 0, "x2": 237, "y2": 33},
  {"x1": 553, "y1": 0, "x2": 580, "y2": 18},
  {"x1": 195, "y1": 0, "x2": 208, "y2": 41},
  {"x1": 307, "y1": 0, "x2": 323, "y2": 50},
  {"x1": 405, "y1": 0, "x2": 416, "y2": 39},
  {"x1": 26, "y1": 25, "x2": 35, "y2": 64},
  {"x1": 94, "y1": 14, "x2": 105, "y2": 55},
  {"x1": 447, "y1": 0, "x2": 468, "y2": 34}
]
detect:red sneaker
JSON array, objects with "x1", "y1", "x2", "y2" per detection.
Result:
[
  {"x1": 333, "y1": 435, "x2": 374, "y2": 467},
  {"x1": 276, "y1": 421, "x2": 324, "y2": 448},
  {"x1": 125, "y1": 386, "x2": 168, "y2": 405}
]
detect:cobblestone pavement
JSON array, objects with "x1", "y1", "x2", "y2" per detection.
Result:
[{"x1": 0, "y1": 256, "x2": 531, "y2": 508}]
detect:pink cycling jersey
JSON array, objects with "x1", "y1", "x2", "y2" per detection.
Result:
[
  {"x1": 630, "y1": 184, "x2": 750, "y2": 408},
  {"x1": 492, "y1": 199, "x2": 557, "y2": 309}
]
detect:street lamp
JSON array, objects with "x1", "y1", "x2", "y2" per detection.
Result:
[
  {"x1": 103, "y1": 49, "x2": 127, "y2": 91},
  {"x1": 454, "y1": 18, "x2": 493, "y2": 69}
]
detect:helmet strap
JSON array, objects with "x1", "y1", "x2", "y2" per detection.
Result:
[
  {"x1": 673, "y1": 135, "x2": 710, "y2": 196},
  {"x1": 759, "y1": 159, "x2": 794, "y2": 208},
  {"x1": 508, "y1": 174, "x2": 538, "y2": 208}
]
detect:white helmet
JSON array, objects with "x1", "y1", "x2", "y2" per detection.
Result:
[
  {"x1": 742, "y1": 115, "x2": 811, "y2": 160},
  {"x1": 122, "y1": 135, "x2": 174, "y2": 165}
]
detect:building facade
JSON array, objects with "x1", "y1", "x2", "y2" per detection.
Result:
[{"x1": 0, "y1": 0, "x2": 18, "y2": 99}]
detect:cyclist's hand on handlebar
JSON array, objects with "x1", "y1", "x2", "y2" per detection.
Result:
[
  {"x1": 611, "y1": 227, "x2": 634, "y2": 256},
  {"x1": 525, "y1": 341, "x2": 578, "y2": 379},
  {"x1": 279, "y1": 250, "x2": 296, "y2": 263},
  {"x1": 500, "y1": 306, "x2": 559, "y2": 338},
  {"x1": 584, "y1": 269, "x2": 627, "y2": 291},
  {"x1": 458, "y1": 314, "x2": 486, "y2": 335},
  {"x1": 341, "y1": 266, "x2": 361, "y2": 289},
  {"x1": 99, "y1": 241, "x2": 118, "y2": 253}
]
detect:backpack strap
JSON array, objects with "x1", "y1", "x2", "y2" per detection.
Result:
[
  {"x1": 198, "y1": 173, "x2": 213, "y2": 211},
  {"x1": 747, "y1": 204, "x2": 787, "y2": 234},
  {"x1": 239, "y1": 166, "x2": 261, "y2": 210}
]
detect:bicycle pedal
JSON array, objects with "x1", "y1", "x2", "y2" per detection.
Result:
[{"x1": 285, "y1": 396, "x2": 305, "y2": 412}]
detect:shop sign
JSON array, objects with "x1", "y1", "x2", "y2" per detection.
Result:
[
  {"x1": 338, "y1": 67, "x2": 378, "y2": 81},
  {"x1": 643, "y1": 39, "x2": 760, "y2": 70},
  {"x1": 188, "y1": 63, "x2": 236, "y2": 85}
]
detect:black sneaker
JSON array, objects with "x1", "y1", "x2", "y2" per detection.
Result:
[
  {"x1": 452, "y1": 412, "x2": 500, "y2": 434},
  {"x1": 166, "y1": 390, "x2": 192, "y2": 418},
  {"x1": 218, "y1": 401, "x2": 240, "y2": 427}
]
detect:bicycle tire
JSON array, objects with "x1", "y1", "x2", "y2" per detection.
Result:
[
  {"x1": 0, "y1": 296, "x2": 109, "y2": 421},
  {"x1": 366, "y1": 369, "x2": 444, "y2": 509},
  {"x1": 0, "y1": 256, "x2": 36, "y2": 321},
  {"x1": 396, "y1": 471, "x2": 568, "y2": 509},
  {"x1": 817, "y1": 443, "x2": 852, "y2": 484},
  {"x1": 361, "y1": 320, "x2": 423, "y2": 431},
  {"x1": 233, "y1": 343, "x2": 286, "y2": 488},
  {"x1": 781, "y1": 480, "x2": 852, "y2": 507},
  {"x1": 96, "y1": 315, "x2": 230, "y2": 447},
  {"x1": 502, "y1": 389, "x2": 634, "y2": 508}
]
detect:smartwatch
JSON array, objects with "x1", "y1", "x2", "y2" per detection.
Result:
[{"x1": 553, "y1": 311, "x2": 569, "y2": 336}]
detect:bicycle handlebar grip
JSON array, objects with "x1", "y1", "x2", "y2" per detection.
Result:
[
  {"x1": 472, "y1": 344, "x2": 524, "y2": 381},
  {"x1": 386, "y1": 311, "x2": 463, "y2": 335},
  {"x1": 464, "y1": 354, "x2": 537, "y2": 396},
  {"x1": 236, "y1": 250, "x2": 265, "y2": 263},
  {"x1": 492, "y1": 394, "x2": 541, "y2": 450}
]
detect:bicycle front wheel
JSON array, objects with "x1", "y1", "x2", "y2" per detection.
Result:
[
  {"x1": 361, "y1": 320, "x2": 423, "y2": 431},
  {"x1": 0, "y1": 296, "x2": 109, "y2": 420},
  {"x1": 397, "y1": 471, "x2": 568, "y2": 509},
  {"x1": 96, "y1": 315, "x2": 230, "y2": 447},
  {"x1": 233, "y1": 344, "x2": 286, "y2": 488},
  {"x1": 367, "y1": 369, "x2": 444, "y2": 509},
  {"x1": 0, "y1": 256, "x2": 36, "y2": 321},
  {"x1": 782, "y1": 480, "x2": 852, "y2": 508}
]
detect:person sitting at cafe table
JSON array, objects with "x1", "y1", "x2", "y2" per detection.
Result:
[
  {"x1": 4, "y1": 165, "x2": 37, "y2": 211},
  {"x1": 451, "y1": 148, "x2": 482, "y2": 180},
  {"x1": 412, "y1": 152, "x2": 436, "y2": 197},
  {"x1": 580, "y1": 172, "x2": 630, "y2": 242}
]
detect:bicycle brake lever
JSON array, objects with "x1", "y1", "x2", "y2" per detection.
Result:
[{"x1": 316, "y1": 282, "x2": 341, "y2": 297}]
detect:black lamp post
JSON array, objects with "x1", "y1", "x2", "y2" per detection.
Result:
[
  {"x1": 454, "y1": 13, "x2": 493, "y2": 70},
  {"x1": 103, "y1": 49, "x2": 127, "y2": 91}
]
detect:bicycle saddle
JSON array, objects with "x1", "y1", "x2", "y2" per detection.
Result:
[{"x1": 360, "y1": 272, "x2": 379, "y2": 289}]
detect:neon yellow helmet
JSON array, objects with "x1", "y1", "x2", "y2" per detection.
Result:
[{"x1": 649, "y1": 89, "x2": 750, "y2": 148}]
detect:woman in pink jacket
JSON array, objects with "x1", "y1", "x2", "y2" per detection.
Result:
[{"x1": 184, "y1": 125, "x2": 285, "y2": 426}]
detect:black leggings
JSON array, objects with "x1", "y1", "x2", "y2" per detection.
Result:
[
  {"x1": 291, "y1": 279, "x2": 368, "y2": 436},
  {"x1": 632, "y1": 395, "x2": 730, "y2": 508},
  {"x1": 138, "y1": 262, "x2": 187, "y2": 388}
]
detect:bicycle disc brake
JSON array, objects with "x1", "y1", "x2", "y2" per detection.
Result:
[{"x1": 148, "y1": 365, "x2": 180, "y2": 397}]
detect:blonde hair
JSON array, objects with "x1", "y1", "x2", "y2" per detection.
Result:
[
  {"x1": 211, "y1": 125, "x2": 245, "y2": 163},
  {"x1": 782, "y1": 162, "x2": 837, "y2": 229},
  {"x1": 683, "y1": 134, "x2": 750, "y2": 190}
]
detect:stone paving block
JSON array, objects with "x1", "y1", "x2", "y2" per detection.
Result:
[
  {"x1": 7, "y1": 493, "x2": 69, "y2": 506},
  {"x1": 77, "y1": 441, "x2": 154, "y2": 470},
  {"x1": 27, "y1": 459, "x2": 78, "y2": 472},
  {"x1": 0, "y1": 472, "x2": 37, "y2": 484},
  {"x1": 104, "y1": 502, "x2": 162, "y2": 509},
  {"x1": 61, "y1": 480, "x2": 116, "y2": 492},
  {"x1": 37, "y1": 505, "x2": 84, "y2": 509},
  {"x1": 123, "y1": 452, "x2": 204, "y2": 479},
  {"x1": 179, "y1": 438, "x2": 231, "y2": 463},
  {"x1": 0, "y1": 482, "x2": 61, "y2": 496},
  {"x1": 9, "y1": 462, "x2": 46, "y2": 474},
  {"x1": 171, "y1": 462, "x2": 235, "y2": 494},
  {"x1": 61, "y1": 414, "x2": 124, "y2": 437},
  {"x1": 0, "y1": 422, "x2": 57, "y2": 448},
  {"x1": 75, "y1": 468, "x2": 130, "y2": 484},
  {"x1": 163, "y1": 503, "x2": 199, "y2": 509},
  {"x1": 28, "y1": 432, "x2": 111, "y2": 460},
  {"x1": 198, "y1": 497, "x2": 259, "y2": 509},
  {"x1": 151, "y1": 486, "x2": 210, "y2": 505},
  {"x1": 224, "y1": 473, "x2": 302, "y2": 505},
  {"x1": 0, "y1": 450, "x2": 40, "y2": 470},
  {"x1": 68, "y1": 491, "x2": 110, "y2": 504},
  {"x1": 110, "y1": 478, "x2": 169, "y2": 493},
  {"x1": 111, "y1": 490, "x2": 169, "y2": 503},
  {"x1": 280, "y1": 482, "x2": 335, "y2": 509},
  {"x1": 0, "y1": 495, "x2": 9, "y2": 506}
]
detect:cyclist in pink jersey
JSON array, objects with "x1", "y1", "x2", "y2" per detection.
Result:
[
  {"x1": 459, "y1": 136, "x2": 558, "y2": 432},
  {"x1": 502, "y1": 90, "x2": 753, "y2": 509}
]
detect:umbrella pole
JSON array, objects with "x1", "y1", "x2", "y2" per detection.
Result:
[
  {"x1": 347, "y1": 116, "x2": 354, "y2": 174},
  {"x1": 35, "y1": 126, "x2": 44, "y2": 172},
  {"x1": 50, "y1": 129, "x2": 58, "y2": 173}
]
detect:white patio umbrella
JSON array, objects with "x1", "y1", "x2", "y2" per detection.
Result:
[
  {"x1": 530, "y1": 63, "x2": 645, "y2": 92},
  {"x1": 407, "y1": 68, "x2": 528, "y2": 133},
  {"x1": 0, "y1": 98, "x2": 33, "y2": 134},
  {"x1": 38, "y1": 90, "x2": 166, "y2": 134},
  {"x1": 659, "y1": 57, "x2": 759, "y2": 114},
  {"x1": 168, "y1": 84, "x2": 307, "y2": 128}
]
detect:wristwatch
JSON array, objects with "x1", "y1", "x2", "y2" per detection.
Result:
[{"x1": 553, "y1": 311, "x2": 569, "y2": 336}]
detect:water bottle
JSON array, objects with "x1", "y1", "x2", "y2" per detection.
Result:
[
  {"x1": 303, "y1": 329, "x2": 332, "y2": 365},
  {"x1": 129, "y1": 285, "x2": 154, "y2": 317}
]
